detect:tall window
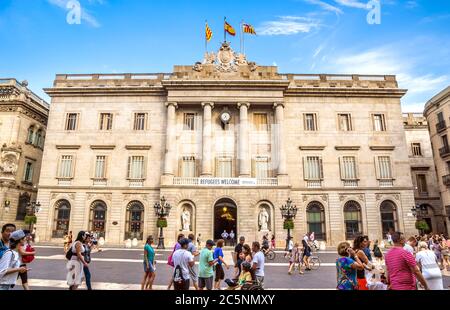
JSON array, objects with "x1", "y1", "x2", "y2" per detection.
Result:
[
  {"x1": 306, "y1": 202, "x2": 326, "y2": 241},
  {"x1": 127, "y1": 156, "x2": 145, "y2": 179},
  {"x1": 377, "y1": 156, "x2": 392, "y2": 179},
  {"x1": 23, "y1": 162, "x2": 34, "y2": 183},
  {"x1": 338, "y1": 114, "x2": 352, "y2": 131},
  {"x1": 53, "y1": 200, "x2": 71, "y2": 238},
  {"x1": 380, "y1": 201, "x2": 397, "y2": 237},
  {"x1": 340, "y1": 157, "x2": 357, "y2": 180},
  {"x1": 125, "y1": 201, "x2": 144, "y2": 240},
  {"x1": 304, "y1": 114, "x2": 318, "y2": 131},
  {"x1": 253, "y1": 156, "x2": 270, "y2": 178},
  {"x1": 303, "y1": 157, "x2": 323, "y2": 180},
  {"x1": 181, "y1": 156, "x2": 196, "y2": 177},
  {"x1": 58, "y1": 155, "x2": 74, "y2": 178},
  {"x1": 373, "y1": 114, "x2": 386, "y2": 131},
  {"x1": 65, "y1": 113, "x2": 78, "y2": 131},
  {"x1": 90, "y1": 201, "x2": 107, "y2": 238},
  {"x1": 26, "y1": 127, "x2": 34, "y2": 144},
  {"x1": 216, "y1": 157, "x2": 233, "y2": 178},
  {"x1": 438, "y1": 112, "x2": 445, "y2": 124},
  {"x1": 16, "y1": 192, "x2": 30, "y2": 221},
  {"x1": 99, "y1": 113, "x2": 113, "y2": 130},
  {"x1": 344, "y1": 201, "x2": 362, "y2": 240},
  {"x1": 442, "y1": 135, "x2": 449, "y2": 149},
  {"x1": 133, "y1": 113, "x2": 147, "y2": 131},
  {"x1": 416, "y1": 174, "x2": 428, "y2": 195},
  {"x1": 94, "y1": 156, "x2": 107, "y2": 179},
  {"x1": 183, "y1": 113, "x2": 196, "y2": 131},
  {"x1": 253, "y1": 113, "x2": 269, "y2": 131},
  {"x1": 411, "y1": 143, "x2": 422, "y2": 156}
]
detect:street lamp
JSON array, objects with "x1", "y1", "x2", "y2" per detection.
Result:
[
  {"x1": 411, "y1": 204, "x2": 427, "y2": 219},
  {"x1": 26, "y1": 201, "x2": 41, "y2": 231},
  {"x1": 280, "y1": 198, "x2": 298, "y2": 251},
  {"x1": 154, "y1": 196, "x2": 172, "y2": 249}
]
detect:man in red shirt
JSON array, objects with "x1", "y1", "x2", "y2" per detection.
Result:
[{"x1": 385, "y1": 232, "x2": 429, "y2": 290}]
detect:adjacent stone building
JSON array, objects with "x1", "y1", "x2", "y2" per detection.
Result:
[
  {"x1": 0, "y1": 79, "x2": 49, "y2": 228},
  {"x1": 403, "y1": 113, "x2": 445, "y2": 234},
  {"x1": 424, "y1": 86, "x2": 450, "y2": 234},
  {"x1": 36, "y1": 43, "x2": 417, "y2": 246}
]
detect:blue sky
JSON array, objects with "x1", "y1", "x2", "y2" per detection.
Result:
[{"x1": 0, "y1": 0, "x2": 449, "y2": 111}]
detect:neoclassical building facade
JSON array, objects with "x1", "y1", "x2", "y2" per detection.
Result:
[
  {"x1": 0, "y1": 79, "x2": 49, "y2": 228},
  {"x1": 36, "y1": 43, "x2": 417, "y2": 246},
  {"x1": 424, "y1": 86, "x2": 450, "y2": 234}
]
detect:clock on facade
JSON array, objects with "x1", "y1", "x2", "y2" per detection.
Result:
[{"x1": 220, "y1": 111, "x2": 231, "y2": 124}]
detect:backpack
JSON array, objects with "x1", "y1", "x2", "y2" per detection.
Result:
[
  {"x1": 173, "y1": 264, "x2": 185, "y2": 283},
  {"x1": 21, "y1": 244, "x2": 35, "y2": 264},
  {"x1": 0, "y1": 241, "x2": 8, "y2": 260},
  {"x1": 373, "y1": 246, "x2": 382, "y2": 258}
]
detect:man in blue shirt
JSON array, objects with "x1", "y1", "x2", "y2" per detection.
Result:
[{"x1": 213, "y1": 239, "x2": 229, "y2": 290}]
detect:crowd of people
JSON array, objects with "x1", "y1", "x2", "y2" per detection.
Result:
[
  {"x1": 158, "y1": 234, "x2": 266, "y2": 291},
  {"x1": 336, "y1": 232, "x2": 450, "y2": 290}
]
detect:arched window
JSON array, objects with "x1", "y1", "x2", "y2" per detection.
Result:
[
  {"x1": 35, "y1": 130, "x2": 43, "y2": 148},
  {"x1": 380, "y1": 200, "x2": 398, "y2": 237},
  {"x1": 90, "y1": 200, "x2": 107, "y2": 238},
  {"x1": 125, "y1": 201, "x2": 144, "y2": 240},
  {"x1": 307, "y1": 202, "x2": 326, "y2": 241},
  {"x1": 16, "y1": 192, "x2": 30, "y2": 221},
  {"x1": 344, "y1": 201, "x2": 362, "y2": 240},
  {"x1": 53, "y1": 200, "x2": 71, "y2": 238},
  {"x1": 26, "y1": 127, "x2": 34, "y2": 144}
]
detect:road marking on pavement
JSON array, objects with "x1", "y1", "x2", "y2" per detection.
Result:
[
  {"x1": 35, "y1": 256, "x2": 337, "y2": 267},
  {"x1": 26, "y1": 279, "x2": 336, "y2": 290}
]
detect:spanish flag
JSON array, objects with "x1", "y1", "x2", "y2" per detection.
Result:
[
  {"x1": 224, "y1": 21, "x2": 236, "y2": 36},
  {"x1": 206, "y1": 23, "x2": 213, "y2": 42},
  {"x1": 243, "y1": 23, "x2": 256, "y2": 35}
]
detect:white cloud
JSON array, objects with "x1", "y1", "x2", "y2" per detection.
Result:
[
  {"x1": 333, "y1": 0, "x2": 368, "y2": 9},
  {"x1": 303, "y1": 0, "x2": 343, "y2": 14},
  {"x1": 47, "y1": 0, "x2": 102, "y2": 27},
  {"x1": 313, "y1": 44, "x2": 325, "y2": 59},
  {"x1": 258, "y1": 16, "x2": 321, "y2": 36},
  {"x1": 405, "y1": 1, "x2": 418, "y2": 9}
]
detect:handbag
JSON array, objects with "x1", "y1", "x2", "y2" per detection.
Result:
[{"x1": 21, "y1": 244, "x2": 35, "y2": 264}]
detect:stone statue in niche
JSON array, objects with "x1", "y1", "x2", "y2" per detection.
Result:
[
  {"x1": 181, "y1": 208, "x2": 191, "y2": 231},
  {"x1": 259, "y1": 207, "x2": 270, "y2": 231}
]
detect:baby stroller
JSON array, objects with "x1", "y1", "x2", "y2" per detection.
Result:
[{"x1": 225, "y1": 262, "x2": 264, "y2": 291}]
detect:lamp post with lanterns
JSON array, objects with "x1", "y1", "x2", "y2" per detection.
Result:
[
  {"x1": 26, "y1": 201, "x2": 41, "y2": 231},
  {"x1": 154, "y1": 196, "x2": 172, "y2": 249},
  {"x1": 280, "y1": 198, "x2": 298, "y2": 251}
]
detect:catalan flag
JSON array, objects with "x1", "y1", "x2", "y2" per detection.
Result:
[
  {"x1": 205, "y1": 23, "x2": 213, "y2": 42},
  {"x1": 224, "y1": 21, "x2": 236, "y2": 36},
  {"x1": 243, "y1": 23, "x2": 256, "y2": 35}
]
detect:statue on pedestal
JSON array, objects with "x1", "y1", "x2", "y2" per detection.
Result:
[
  {"x1": 259, "y1": 208, "x2": 270, "y2": 231},
  {"x1": 181, "y1": 208, "x2": 191, "y2": 231}
]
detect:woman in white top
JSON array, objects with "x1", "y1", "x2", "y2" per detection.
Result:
[
  {"x1": 415, "y1": 241, "x2": 443, "y2": 290},
  {"x1": 0, "y1": 230, "x2": 29, "y2": 290},
  {"x1": 67, "y1": 231, "x2": 88, "y2": 290}
]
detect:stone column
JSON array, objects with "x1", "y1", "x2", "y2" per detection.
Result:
[
  {"x1": 274, "y1": 102, "x2": 287, "y2": 176},
  {"x1": 238, "y1": 102, "x2": 250, "y2": 177},
  {"x1": 163, "y1": 102, "x2": 178, "y2": 176},
  {"x1": 201, "y1": 102, "x2": 214, "y2": 177}
]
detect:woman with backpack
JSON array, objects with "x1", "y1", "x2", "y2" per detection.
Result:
[
  {"x1": 167, "y1": 234, "x2": 184, "y2": 290},
  {"x1": 0, "y1": 230, "x2": 29, "y2": 290},
  {"x1": 66, "y1": 231, "x2": 88, "y2": 290},
  {"x1": 17, "y1": 230, "x2": 36, "y2": 290}
]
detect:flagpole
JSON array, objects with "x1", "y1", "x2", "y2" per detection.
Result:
[
  {"x1": 240, "y1": 20, "x2": 243, "y2": 54},
  {"x1": 205, "y1": 20, "x2": 208, "y2": 53},
  {"x1": 224, "y1": 16, "x2": 226, "y2": 43}
]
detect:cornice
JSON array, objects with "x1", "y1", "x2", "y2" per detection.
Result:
[{"x1": 285, "y1": 87, "x2": 407, "y2": 98}]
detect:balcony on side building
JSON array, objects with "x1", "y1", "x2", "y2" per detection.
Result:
[
  {"x1": 443, "y1": 174, "x2": 450, "y2": 187},
  {"x1": 436, "y1": 120, "x2": 447, "y2": 133},
  {"x1": 439, "y1": 146, "x2": 450, "y2": 158}
]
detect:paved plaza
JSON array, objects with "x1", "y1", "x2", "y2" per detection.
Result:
[{"x1": 13, "y1": 245, "x2": 450, "y2": 290}]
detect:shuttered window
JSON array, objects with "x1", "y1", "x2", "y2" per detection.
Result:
[
  {"x1": 377, "y1": 156, "x2": 392, "y2": 179},
  {"x1": 340, "y1": 156, "x2": 357, "y2": 180},
  {"x1": 128, "y1": 156, "x2": 145, "y2": 179},
  {"x1": 59, "y1": 155, "x2": 74, "y2": 178},
  {"x1": 216, "y1": 157, "x2": 233, "y2": 178},
  {"x1": 303, "y1": 157, "x2": 323, "y2": 180},
  {"x1": 181, "y1": 156, "x2": 196, "y2": 177},
  {"x1": 95, "y1": 156, "x2": 107, "y2": 178}
]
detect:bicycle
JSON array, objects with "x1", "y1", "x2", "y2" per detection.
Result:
[{"x1": 263, "y1": 248, "x2": 276, "y2": 261}]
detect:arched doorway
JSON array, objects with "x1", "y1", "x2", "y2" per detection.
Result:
[
  {"x1": 306, "y1": 201, "x2": 326, "y2": 241},
  {"x1": 380, "y1": 200, "x2": 398, "y2": 237},
  {"x1": 214, "y1": 198, "x2": 237, "y2": 241},
  {"x1": 125, "y1": 201, "x2": 144, "y2": 240},
  {"x1": 418, "y1": 204, "x2": 434, "y2": 234},
  {"x1": 53, "y1": 200, "x2": 71, "y2": 238},
  {"x1": 90, "y1": 200, "x2": 107, "y2": 238}
]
